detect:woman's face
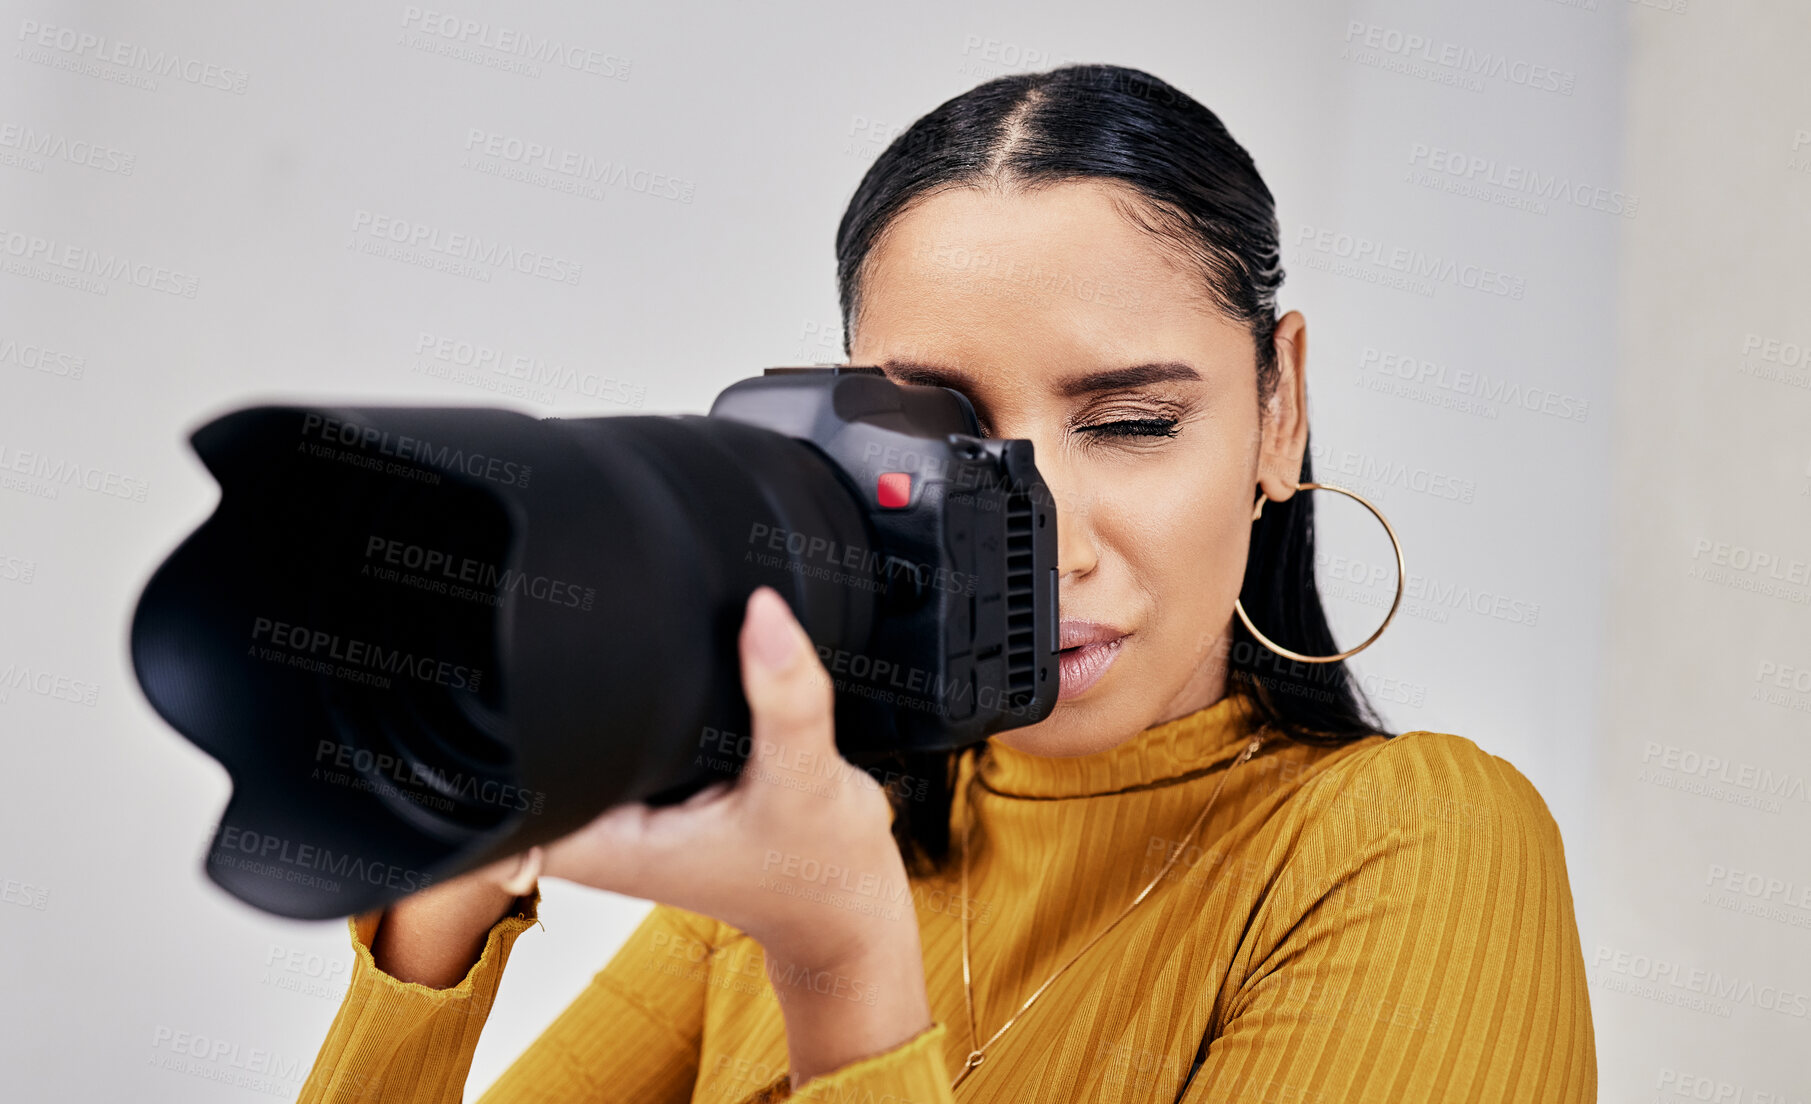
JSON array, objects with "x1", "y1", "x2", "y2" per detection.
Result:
[{"x1": 847, "y1": 179, "x2": 1308, "y2": 756}]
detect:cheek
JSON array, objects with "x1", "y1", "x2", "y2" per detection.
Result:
[
  {"x1": 1093, "y1": 446, "x2": 1256, "y2": 640},
  {"x1": 1137, "y1": 479, "x2": 1251, "y2": 595}
]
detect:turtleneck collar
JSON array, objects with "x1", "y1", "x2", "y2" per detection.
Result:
[{"x1": 974, "y1": 691, "x2": 1265, "y2": 799}]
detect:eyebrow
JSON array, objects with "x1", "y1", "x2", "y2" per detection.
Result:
[{"x1": 881, "y1": 360, "x2": 1201, "y2": 397}]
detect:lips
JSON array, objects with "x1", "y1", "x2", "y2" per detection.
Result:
[{"x1": 1056, "y1": 619, "x2": 1129, "y2": 701}]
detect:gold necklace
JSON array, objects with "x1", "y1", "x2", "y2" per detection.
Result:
[{"x1": 950, "y1": 727, "x2": 1268, "y2": 1092}]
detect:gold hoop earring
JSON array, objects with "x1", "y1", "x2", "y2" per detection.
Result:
[{"x1": 1233, "y1": 481, "x2": 1405, "y2": 664}]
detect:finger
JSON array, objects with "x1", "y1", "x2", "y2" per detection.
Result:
[
  {"x1": 539, "y1": 790, "x2": 732, "y2": 898},
  {"x1": 495, "y1": 845, "x2": 542, "y2": 896},
  {"x1": 678, "y1": 777, "x2": 735, "y2": 810},
  {"x1": 464, "y1": 843, "x2": 542, "y2": 895},
  {"x1": 537, "y1": 801, "x2": 643, "y2": 888},
  {"x1": 737, "y1": 586, "x2": 851, "y2": 801}
]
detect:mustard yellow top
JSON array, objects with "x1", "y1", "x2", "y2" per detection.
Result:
[{"x1": 297, "y1": 692, "x2": 1596, "y2": 1102}]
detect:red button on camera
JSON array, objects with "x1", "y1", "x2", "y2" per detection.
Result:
[{"x1": 876, "y1": 472, "x2": 911, "y2": 508}]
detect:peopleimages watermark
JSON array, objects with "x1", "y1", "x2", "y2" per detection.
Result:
[
  {"x1": 1737, "y1": 330, "x2": 1811, "y2": 391},
  {"x1": 0, "y1": 334, "x2": 85, "y2": 381},
  {"x1": 262, "y1": 941, "x2": 350, "y2": 1001},
  {"x1": 759, "y1": 846, "x2": 997, "y2": 925},
  {"x1": 1342, "y1": 21, "x2": 1576, "y2": 96},
  {"x1": 1226, "y1": 658, "x2": 1429, "y2": 711},
  {"x1": 348, "y1": 208, "x2": 583, "y2": 286},
  {"x1": 413, "y1": 331, "x2": 647, "y2": 408},
  {"x1": 2, "y1": 876, "x2": 49, "y2": 911},
  {"x1": 1654, "y1": 1066, "x2": 1800, "y2": 1104},
  {"x1": 793, "y1": 318, "x2": 843, "y2": 362},
  {"x1": 250, "y1": 616, "x2": 484, "y2": 692},
  {"x1": 1638, "y1": 742, "x2": 1811, "y2": 813},
  {"x1": 1752, "y1": 658, "x2": 1811, "y2": 715},
  {"x1": 15, "y1": 20, "x2": 250, "y2": 94},
  {"x1": 642, "y1": 930, "x2": 884, "y2": 1012},
  {"x1": 1293, "y1": 223, "x2": 1526, "y2": 300},
  {"x1": 955, "y1": 33, "x2": 1075, "y2": 75},
  {"x1": 1791, "y1": 128, "x2": 1811, "y2": 174},
  {"x1": 746, "y1": 522, "x2": 979, "y2": 598},
  {"x1": 1592, "y1": 944, "x2": 1808, "y2": 1019},
  {"x1": 0, "y1": 122, "x2": 136, "y2": 176},
  {"x1": 299, "y1": 411, "x2": 533, "y2": 488},
  {"x1": 398, "y1": 6, "x2": 632, "y2": 79},
  {"x1": 462, "y1": 128, "x2": 695, "y2": 203},
  {"x1": 806, "y1": 643, "x2": 1048, "y2": 727},
  {"x1": 362, "y1": 533, "x2": 597, "y2": 612},
  {"x1": 1306, "y1": 440, "x2": 1478, "y2": 504},
  {"x1": 208, "y1": 827, "x2": 435, "y2": 895},
  {"x1": 1357, "y1": 346, "x2": 1591, "y2": 423},
  {"x1": 0, "y1": 660, "x2": 100, "y2": 707},
  {"x1": 1704, "y1": 862, "x2": 1811, "y2": 913},
  {"x1": 841, "y1": 113, "x2": 905, "y2": 158},
  {"x1": 0, "y1": 440, "x2": 149, "y2": 502},
  {"x1": 1406, "y1": 142, "x2": 1636, "y2": 219},
  {"x1": 1313, "y1": 549, "x2": 1542, "y2": 629},
  {"x1": 0, "y1": 551, "x2": 35, "y2": 585},
  {"x1": 148, "y1": 1026, "x2": 304, "y2": 1099},
  {"x1": 695, "y1": 725, "x2": 930, "y2": 802},
  {"x1": 0, "y1": 225, "x2": 199, "y2": 298},
  {"x1": 314, "y1": 738, "x2": 547, "y2": 814},
  {"x1": 759, "y1": 849, "x2": 907, "y2": 921},
  {"x1": 1687, "y1": 537, "x2": 1811, "y2": 604}
]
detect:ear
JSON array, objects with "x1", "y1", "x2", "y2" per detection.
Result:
[{"x1": 1256, "y1": 310, "x2": 1309, "y2": 505}]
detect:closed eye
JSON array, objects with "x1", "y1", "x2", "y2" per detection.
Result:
[{"x1": 1076, "y1": 417, "x2": 1180, "y2": 439}]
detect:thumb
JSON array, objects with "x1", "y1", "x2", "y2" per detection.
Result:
[
  {"x1": 494, "y1": 845, "x2": 543, "y2": 896},
  {"x1": 467, "y1": 844, "x2": 543, "y2": 896},
  {"x1": 737, "y1": 587, "x2": 847, "y2": 798}
]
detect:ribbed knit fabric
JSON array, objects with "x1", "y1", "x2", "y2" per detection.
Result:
[{"x1": 297, "y1": 691, "x2": 1596, "y2": 1102}]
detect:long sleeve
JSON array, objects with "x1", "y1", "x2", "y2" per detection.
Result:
[
  {"x1": 731, "y1": 1020, "x2": 956, "y2": 1104},
  {"x1": 297, "y1": 878, "x2": 959, "y2": 1104},
  {"x1": 298, "y1": 888, "x2": 735, "y2": 1104},
  {"x1": 490, "y1": 908, "x2": 958, "y2": 1104},
  {"x1": 1184, "y1": 731, "x2": 1597, "y2": 1103},
  {"x1": 475, "y1": 899, "x2": 723, "y2": 1102},
  {"x1": 297, "y1": 886, "x2": 545, "y2": 1104}
]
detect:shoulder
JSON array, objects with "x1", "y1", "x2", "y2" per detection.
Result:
[{"x1": 1290, "y1": 729, "x2": 1567, "y2": 855}]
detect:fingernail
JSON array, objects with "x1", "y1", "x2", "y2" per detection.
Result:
[{"x1": 747, "y1": 588, "x2": 801, "y2": 672}]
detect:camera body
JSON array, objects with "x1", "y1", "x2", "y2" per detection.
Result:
[{"x1": 705, "y1": 366, "x2": 1058, "y2": 770}]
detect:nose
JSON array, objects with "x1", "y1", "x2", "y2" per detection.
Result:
[{"x1": 1044, "y1": 462, "x2": 1096, "y2": 584}]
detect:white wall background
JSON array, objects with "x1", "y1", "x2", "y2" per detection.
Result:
[
  {"x1": 0, "y1": 0, "x2": 1797, "y2": 1099},
  {"x1": 1601, "y1": 0, "x2": 1811, "y2": 1096}
]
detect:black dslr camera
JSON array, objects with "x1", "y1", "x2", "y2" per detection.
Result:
[{"x1": 131, "y1": 367, "x2": 1060, "y2": 919}]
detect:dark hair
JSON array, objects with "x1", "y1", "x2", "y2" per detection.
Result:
[{"x1": 834, "y1": 63, "x2": 1393, "y2": 876}]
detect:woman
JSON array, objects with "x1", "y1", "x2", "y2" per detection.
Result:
[{"x1": 299, "y1": 64, "x2": 1595, "y2": 1103}]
